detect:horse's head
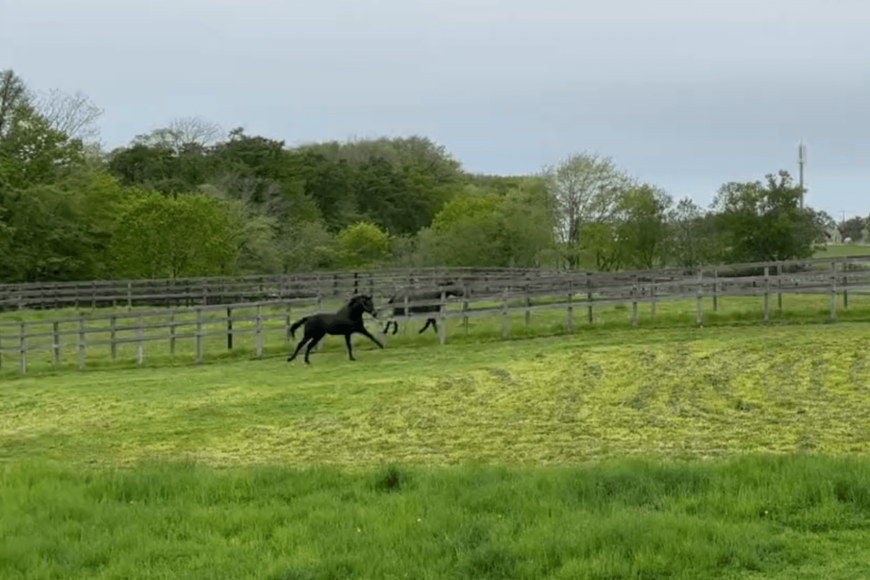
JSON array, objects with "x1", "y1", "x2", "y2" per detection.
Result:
[{"x1": 349, "y1": 294, "x2": 378, "y2": 318}]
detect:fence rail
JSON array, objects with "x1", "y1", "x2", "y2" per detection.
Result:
[
  {"x1": 4, "y1": 255, "x2": 870, "y2": 312},
  {"x1": 4, "y1": 258, "x2": 870, "y2": 376}
]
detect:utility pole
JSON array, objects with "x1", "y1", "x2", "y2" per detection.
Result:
[{"x1": 797, "y1": 141, "x2": 807, "y2": 208}]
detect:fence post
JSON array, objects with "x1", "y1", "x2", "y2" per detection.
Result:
[
  {"x1": 285, "y1": 310, "x2": 292, "y2": 344},
  {"x1": 255, "y1": 304, "x2": 264, "y2": 359},
  {"x1": 126, "y1": 282, "x2": 132, "y2": 311},
  {"x1": 696, "y1": 271, "x2": 704, "y2": 326},
  {"x1": 567, "y1": 277, "x2": 574, "y2": 333},
  {"x1": 438, "y1": 291, "x2": 447, "y2": 345},
  {"x1": 226, "y1": 307, "x2": 233, "y2": 351},
  {"x1": 586, "y1": 273, "x2": 593, "y2": 324},
  {"x1": 110, "y1": 315, "x2": 117, "y2": 360},
  {"x1": 843, "y1": 262, "x2": 849, "y2": 309},
  {"x1": 18, "y1": 322, "x2": 26, "y2": 375},
  {"x1": 777, "y1": 264, "x2": 783, "y2": 311},
  {"x1": 524, "y1": 274, "x2": 531, "y2": 327},
  {"x1": 650, "y1": 276, "x2": 656, "y2": 319},
  {"x1": 763, "y1": 266, "x2": 770, "y2": 325},
  {"x1": 77, "y1": 317, "x2": 86, "y2": 370},
  {"x1": 169, "y1": 311, "x2": 176, "y2": 357},
  {"x1": 52, "y1": 321, "x2": 61, "y2": 368},
  {"x1": 631, "y1": 275, "x2": 639, "y2": 327},
  {"x1": 501, "y1": 287, "x2": 509, "y2": 340},
  {"x1": 195, "y1": 308, "x2": 203, "y2": 364},
  {"x1": 136, "y1": 316, "x2": 144, "y2": 365},
  {"x1": 830, "y1": 261, "x2": 838, "y2": 322},
  {"x1": 713, "y1": 269, "x2": 719, "y2": 312},
  {"x1": 91, "y1": 281, "x2": 97, "y2": 309},
  {"x1": 461, "y1": 281, "x2": 469, "y2": 335}
]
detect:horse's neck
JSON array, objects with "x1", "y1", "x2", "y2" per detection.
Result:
[{"x1": 341, "y1": 304, "x2": 364, "y2": 319}]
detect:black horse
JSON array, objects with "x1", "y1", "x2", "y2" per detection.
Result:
[
  {"x1": 381, "y1": 284, "x2": 465, "y2": 335},
  {"x1": 287, "y1": 294, "x2": 384, "y2": 364}
]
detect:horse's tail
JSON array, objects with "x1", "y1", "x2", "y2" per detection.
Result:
[{"x1": 289, "y1": 317, "x2": 309, "y2": 339}]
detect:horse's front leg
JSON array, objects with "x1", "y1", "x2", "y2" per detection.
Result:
[{"x1": 356, "y1": 326, "x2": 385, "y2": 349}]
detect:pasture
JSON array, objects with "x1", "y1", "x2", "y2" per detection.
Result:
[{"x1": 3, "y1": 296, "x2": 870, "y2": 578}]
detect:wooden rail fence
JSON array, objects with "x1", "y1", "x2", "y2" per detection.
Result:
[
  {"x1": 4, "y1": 255, "x2": 870, "y2": 312},
  {"x1": 4, "y1": 260, "x2": 870, "y2": 376}
]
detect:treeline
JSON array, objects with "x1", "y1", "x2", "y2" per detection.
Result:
[{"x1": 0, "y1": 68, "x2": 839, "y2": 283}]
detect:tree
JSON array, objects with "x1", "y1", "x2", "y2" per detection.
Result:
[
  {"x1": 130, "y1": 117, "x2": 222, "y2": 152},
  {"x1": 424, "y1": 187, "x2": 556, "y2": 268},
  {"x1": 0, "y1": 69, "x2": 29, "y2": 139},
  {"x1": 665, "y1": 197, "x2": 718, "y2": 270},
  {"x1": 711, "y1": 170, "x2": 827, "y2": 263},
  {"x1": 542, "y1": 152, "x2": 635, "y2": 268},
  {"x1": 337, "y1": 221, "x2": 391, "y2": 270},
  {"x1": 839, "y1": 216, "x2": 866, "y2": 243},
  {"x1": 110, "y1": 193, "x2": 239, "y2": 279},
  {"x1": 614, "y1": 184, "x2": 673, "y2": 270},
  {"x1": 198, "y1": 184, "x2": 280, "y2": 274},
  {"x1": 31, "y1": 88, "x2": 104, "y2": 143},
  {"x1": 0, "y1": 102, "x2": 85, "y2": 190}
]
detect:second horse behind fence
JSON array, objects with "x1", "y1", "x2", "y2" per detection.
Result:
[{"x1": 381, "y1": 284, "x2": 465, "y2": 335}]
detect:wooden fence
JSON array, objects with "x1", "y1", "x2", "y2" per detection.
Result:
[
  {"x1": 4, "y1": 258, "x2": 870, "y2": 376},
  {"x1": 4, "y1": 254, "x2": 870, "y2": 312}
]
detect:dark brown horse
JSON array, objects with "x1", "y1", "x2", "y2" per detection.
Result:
[{"x1": 287, "y1": 294, "x2": 384, "y2": 364}]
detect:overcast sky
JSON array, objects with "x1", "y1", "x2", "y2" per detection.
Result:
[{"x1": 2, "y1": 0, "x2": 868, "y2": 219}]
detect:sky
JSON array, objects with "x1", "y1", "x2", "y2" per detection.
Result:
[{"x1": 2, "y1": 0, "x2": 869, "y2": 220}]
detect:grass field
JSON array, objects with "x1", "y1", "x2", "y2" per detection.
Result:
[
  {"x1": 813, "y1": 243, "x2": 870, "y2": 259},
  {"x1": 4, "y1": 297, "x2": 870, "y2": 578}
]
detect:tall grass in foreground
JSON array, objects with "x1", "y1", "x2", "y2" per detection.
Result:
[{"x1": 3, "y1": 455, "x2": 870, "y2": 579}]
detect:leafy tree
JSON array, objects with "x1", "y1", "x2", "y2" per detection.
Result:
[
  {"x1": 279, "y1": 221, "x2": 340, "y2": 273},
  {"x1": 664, "y1": 197, "x2": 718, "y2": 270},
  {"x1": 110, "y1": 193, "x2": 239, "y2": 279},
  {"x1": 839, "y1": 216, "x2": 866, "y2": 243},
  {"x1": 542, "y1": 152, "x2": 634, "y2": 268},
  {"x1": 614, "y1": 184, "x2": 673, "y2": 270},
  {"x1": 0, "y1": 69, "x2": 29, "y2": 139},
  {"x1": 337, "y1": 221, "x2": 391, "y2": 270},
  {"x1": 424, "y1": 187, "x2": 555, "y2": 267},
  {"x1": 0, "y1": 103, "x2": 84, "y2": 190},
  {"x1": 711, "y1": 170, "x2": 827, "y2": 263}
]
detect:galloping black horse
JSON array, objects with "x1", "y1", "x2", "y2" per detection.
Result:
[
  {"x1": 381, "y1": 283, "x2": 465, "y2": 335},
  {"x1": 287, "y1": 294, "x2": 384, "y2": 364}
]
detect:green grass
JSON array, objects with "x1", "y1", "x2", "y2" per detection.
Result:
[
  {"x1": 814, "y1": 243, "x2": 870, "y2": 259},
  {"x1": 5, "y1": 301, "x2": 870, "y2": 578},
  {"x1": 4, "y1": 322, "x2": 870, "y2": 466},
  {"x1": 4, "y1": 455, "x2": 870, "y2": 579}
]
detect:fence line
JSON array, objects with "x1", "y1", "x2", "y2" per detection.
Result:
[
  {"x1": 3, "y1": 262, "x2": 870, "y2": 376},
  {"x1": 4, "y1": 255, "x2": 870, "y2": 312}
]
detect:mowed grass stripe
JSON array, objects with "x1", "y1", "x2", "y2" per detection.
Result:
[{"x1": 3, "y1": 323, "x2": 870, "y2": 467}]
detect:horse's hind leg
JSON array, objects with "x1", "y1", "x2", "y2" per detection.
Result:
[
  {"x1": 419, "y1": 318, "x2": 436, "y2": 334},
  {"x1": 287, "y1": 335, "x2": 311, "y2": 362},
  {"x1": 303, "y1": 332, "x2": 325, "y2": 364},
  {"x1": 344, "y1": 334, "x2": 355, "y2": 361}
]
